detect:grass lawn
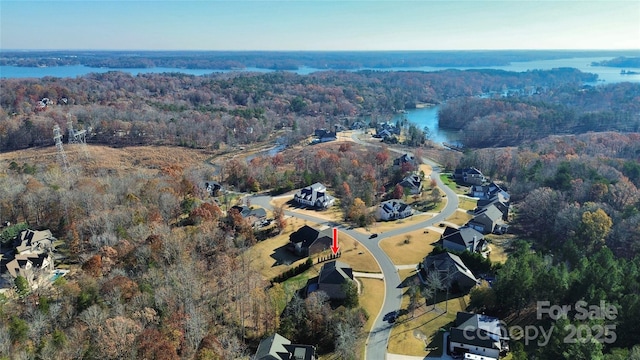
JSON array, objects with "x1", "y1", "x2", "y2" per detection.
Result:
[
  {"x1": 439, "y1": 174, "x2": 470, "y2": 195},
  {"x1": 245, "y1": 217, "x2": 317, "y2": 280},
  {"x1": 485, "y1": 234, "x2": 515, "y2": 264},
  {"x1": 388, "y1": 292, "x2": 471, "y2": 356},
  {"x1": 379, "y1": 229, "x2": 440, "y2": 265},
  {"x1": 457, "y1": 196, "x2": 478, "y2": 211},
  {"x1": 445, "y1": 209, "x2": 473, "y2": 226},
  {"x1": 359, "y1": 278, "x2": 385, "y2": 332},
  {"x1": 357, "y1": 212, "x2": 434, "y2": 235},
  {"x1": 329, "y1": 232, "x2": 381, "y2": 273}
]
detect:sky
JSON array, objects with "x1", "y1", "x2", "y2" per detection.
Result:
[{"x1": 1, "y1": 1, "x2": 639, "y2": 51}]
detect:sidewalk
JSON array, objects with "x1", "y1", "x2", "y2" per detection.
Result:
[{"x1": 353, "y1": 271, "x2": 384, "y2": 279}]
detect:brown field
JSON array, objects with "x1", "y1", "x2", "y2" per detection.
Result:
[
  {"x1": 0, "y1": 144, "x2": 215, "y2": 176},
  {"x1": 379, "y1": 229, "x2": 440, "y2": 265},
  {"x1": 359, "y1": 278, "x2": 385, "y2": 332},
  {"x1": 445, "y1": 209, "x2": 474, "y2": 226},
  {"x1": 457, "y1": 196, "x2": 478, "y2": 211}
]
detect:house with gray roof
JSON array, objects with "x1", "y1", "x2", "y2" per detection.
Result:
[
  {"x1": 467, "y1": 205, "x2": 503, "y2": 234},
  {"x1": 377, "y1": 199, "x2": 413, "y2": 221},
  {"x1": 254, "y1": 333, "x2": 316, "y2": 360},
  {"x1": 399, "y1": 173, "x2": 423, "y2": 195},
  {"x1": 449, "y1": 312, "x2": 509, "y2": 359},
  {"x1": 315, "y1": 260, "x2": 354, "y2": 300},
  {"x1": 293, "y1": 183, "x2": 335, "y2": 209},
  {"x1": 454, "y1": 167, "x2": 486, "y2": 186},
  {"x1": 441, "y1": 226, "x2": 486, "y2": 253},
  {"x1": 418, "y1": 252, "x2": 479, "y2": 291}
]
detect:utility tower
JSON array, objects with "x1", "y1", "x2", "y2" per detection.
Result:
[
  {"x1": 53, "y1": 124, "x2": 71, "y2": 172},
  {"x1": 67, "y1": 119, "x2": 90, "y2": 158}
]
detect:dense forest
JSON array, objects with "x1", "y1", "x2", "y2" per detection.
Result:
[
  {"x1": 458, "y1": 132, "x2": 640, "y2": 359},
  {"x1": 592, "y1": 56, "x2": 640, "y2": 68},
  {"x1": 0, "y1": 67, "x2": 600, "y2": 152},
  {"x1": 2, "y1": 50, "x2": 638, "y2": 69},
  {"x1": 438, "y1": 82, "x2": 640, "y2": 147}
]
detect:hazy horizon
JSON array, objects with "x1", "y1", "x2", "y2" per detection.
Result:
[{"x1": 1, "y1": 1, "x2": 639, "y2": 51}]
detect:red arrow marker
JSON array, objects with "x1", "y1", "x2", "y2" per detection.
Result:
[{"x1": 331, "y1": 227, "x2": 340, "y2": 255}]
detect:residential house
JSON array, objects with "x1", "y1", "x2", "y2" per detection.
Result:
[
  {"x1": 441, "y1": 226, "x2": 486, "y2": 253},
  {"x1": 471, "y1": 182, "x2": 509, "y2": 201},
  {"x1": 15, "y1": 229, "x2": 55, "y2": 254},
  {"x1": 454, "y1": 168, "x2": 486, "y2": 186},
  {"x1": 399, "y1": 173, "x2": 423, "y2": 195},
  {"x1": 203, "y1": 181, "x2": 222, "y2": 197},
  {"x1": 293, "y1": 183, "x2": 335, "y2": 209},
  {"x1": 467, "y1": 205, "x2": 503, "y2": 235},
  {"x1": 476, "y1": 198, "x2": 509, "y2": 222},
  {"x1": 230, "y1": 205, "x2": 267, "y2": 227},
  {"x1": 288, "y1": 225, "x2": 333, "y2": 257},
  {"x1": 5, "y1": 252, "x2": 53, "y2": 289},
  {"x1": 254, "y1": 333, "x2": 316, "y2": 360},
  {"x1": 449, "y1": 312, "x2": 509, "y2": 359},
  {"x1": 377, "y1": 200, "x2": 413, "y2": 221},
  {"x1": 314, "y1": 260, "x2": 354, "y2": 300},
  {"x1": 313, "y1": 129, "x2": 337, "y2": 143},
  {"x1": 418, "y1": 252, "x2": 479, "y2": 291},
  {"x1": 393, "y1": 153, "x2": 417, "y2": 168}
]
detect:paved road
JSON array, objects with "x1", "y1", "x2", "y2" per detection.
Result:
[{"x1": 251, "y1": 133, "x2": 459, "y2": 359}]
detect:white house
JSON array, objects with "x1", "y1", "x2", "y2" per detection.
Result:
[
  {"x1": 293, "y1": 183, "x2": 335, "y2": 209},
  {"x1": 377, "y1": 199, "x2": 412, "y2": 221}
]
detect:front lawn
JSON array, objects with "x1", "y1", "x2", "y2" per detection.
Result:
[{"x1": 379, "y1": 229, "x2": 440, "y2": 265}]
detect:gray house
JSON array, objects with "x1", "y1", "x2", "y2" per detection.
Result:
[
  {"x1": 467, "y1": 205, "x2": 503, "y2": 234},
  {"x1": 449, "y1": 312, "x2": 509, "y2": 359},
  {"x1": 418, "y1": 252, "x2": 479, "y2": 291},
  {"x1": 316, "y1": 261, "x2": 354, "y2": 300},
  {"x1": 454, "y1": 168, "x2": 486, "y2": 186},
  {"x1": 441, "y1": 226, "x2": 486, "y2": 253},
  {"x1": 254, "y1": 333, "x2": 316, "y2": 360}
]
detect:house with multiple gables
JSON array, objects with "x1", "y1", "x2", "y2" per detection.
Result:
[
  {"x1": 312, "y1": 129, "x2": 337, "y2": 144},
  {"x1": 418, "y1": 252, "x2": 479, "y2": 291},
  {"x1": 377, "y1": 199, "x2": 413, "y2": 221},
  {"x1": 1, "y1": 229, "x2": 57, "y2": 291},
  {"x1": 454, "y1": 167, "x2": 487, "y2": 186},
  {"x1": 471, "y1": 182, "x2": 510, "y2": 202},
  {"x1": 293, "y1": 183, "x2": 335, "y2": 210},
  {"x1": 203, "y1": 180, "x2": 222, "y2": 197},
  {"x1": 399, "y1": 173, "x2": 423, "y2": 195},
  {"x1": 441, "y1": 226, "x2": 486, "y2": 253},
  {"x1": 288, "y1": 225, "x2": 333, "y2": 257},
  {"x1": 311, "y1": 260, "x2": 354, "y2": 300},
  {"x1": 449, "y1": 312, "x2": 509, "y2": 359},
  {"x1": 374, "y1": 122, "x2": 401, "y2": 140},
  {"x1": 254, "y1": 333, "x2": 316, "y2": 360},
  {"x1": 467, "y1": 205, "x2": 504, "y2": 235},
  {"x1": 393, "y1": 153, "x2": 417, "y2": 168},
  {"x1": 230, "y1": 205, "x2": 267, "y2": 227}
]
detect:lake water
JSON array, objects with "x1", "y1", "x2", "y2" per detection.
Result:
[
  {"x1": 2, "y1": 57, "x2": 640, "y2": 83},
  {"x1": 391, "y1": 106, "x2": 459, "y2": 145}
]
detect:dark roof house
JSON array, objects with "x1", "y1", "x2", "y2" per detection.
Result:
[
  {"x1": 454, "y1": 168, "x2": 486, "y2": 185},
  {"x1": 399, "y1": 173, "x2": 423, "y2": 195},
  {"x1": 393, "y1": 153, "x2": 417, "y2": 167},
  {"x1": 441, "y1": 226, "x2": 486, "y2": 253},
  {"x1": 315, "y1": 260, "x2": 354, "y2": 300},
  {"x1": 288, "y1": 225, "x2": 333, "y2": 257},
  {"x1": 418, "y1": 252, "x2": 479, "y2": 291},
  {"x1": 254, "y1": 333, "x2": 316, "y2": 360},
  {"x1": 449, "y1": 312, "x2": 508, "y2": 359}
]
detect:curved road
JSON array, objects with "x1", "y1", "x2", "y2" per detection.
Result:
[{"x1": 251, "y1": 133, "x2": 459, "y2": 359}]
